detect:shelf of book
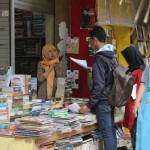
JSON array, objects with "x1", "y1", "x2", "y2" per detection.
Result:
[
  {"x1": 15, "y1": 8, "x2": 45, "y2": 76},
  {"x1": 131, "y1": 23, "x2": 150, "y2": 55}
]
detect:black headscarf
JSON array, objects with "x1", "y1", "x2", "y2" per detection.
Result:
[{"x1": 121, "y1": 46, "x2": 145, "y2": 72}]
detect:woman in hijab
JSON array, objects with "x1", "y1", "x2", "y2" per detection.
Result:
[
  {"x1": 121, "y1": 46, "x2": 145, "y2": 150},
  {"x1": 37, "y1": 43, "x2": 60, "y2": 99}
]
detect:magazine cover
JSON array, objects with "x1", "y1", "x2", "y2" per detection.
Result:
[{"x1": 66, "y1": 37, "x2": 79, "y2": 54}]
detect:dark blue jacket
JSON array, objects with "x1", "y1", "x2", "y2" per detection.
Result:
[{"x1": 88, "y1": 51, "x2": 116, "y2": 108}]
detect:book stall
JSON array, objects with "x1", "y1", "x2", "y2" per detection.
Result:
[
  {"x1": 0, "y1": 65, "x2": 103, "y2": 150},
  {"x1": 0, "y1": 0, "x2": 144, "y2": 149},
  {"x1": 0, "y1": 65, "x2": 132, "y2": 150}
]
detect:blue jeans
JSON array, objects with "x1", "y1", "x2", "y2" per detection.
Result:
[{"x1": 96, "y1": 104, "x2": 117, "y2": 150}]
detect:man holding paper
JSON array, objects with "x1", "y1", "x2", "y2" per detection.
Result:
[{"x1": 80, "y1": 26, "x2": 117, "y2": 150}]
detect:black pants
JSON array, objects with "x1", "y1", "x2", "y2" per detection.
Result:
[{"x1": 131, "y1": 119, "x2": 137, "y2": 150}]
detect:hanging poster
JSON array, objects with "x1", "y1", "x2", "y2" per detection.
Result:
[
  {"x1": 66, "y1": 70, "x2": 79, "y2": 89},
  {"x1": 66, "y1": 37, "x2": 79, "y2": 54}
]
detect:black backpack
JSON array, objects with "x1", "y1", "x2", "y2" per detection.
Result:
[{"x1": 100, "y1": 55, "x2": 134, "y2": 107}]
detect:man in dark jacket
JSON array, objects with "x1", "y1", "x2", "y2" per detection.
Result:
[{"x1": 80, "y1": 26, "x2": 117, "y2": 150}]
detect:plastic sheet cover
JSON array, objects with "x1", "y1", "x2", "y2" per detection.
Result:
[{"x1": 96, "y1": 0, "x2": 135, "y2": 27}]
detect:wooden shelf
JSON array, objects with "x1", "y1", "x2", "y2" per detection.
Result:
[
  {"x1": 131, "y1": 24, "x2": 150, "y2": 55},
  {"x1": 137, "y1": 39, "x2": 150, "y2": 42},
  {"x1": 15, "y1": 56, "x2": 40, "y2": 58},
  {"x1": 15, "y1": 8, "x2": 45, "y2": 76},
  {"x1": 15, "y1": 37, "x2": 44, "y2": 40}
]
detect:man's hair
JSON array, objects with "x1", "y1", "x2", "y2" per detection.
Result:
[{"x1": 90, "y1": 26, "x2": 106, "y2": 42}]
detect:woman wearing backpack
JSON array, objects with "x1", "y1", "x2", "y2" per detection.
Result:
[{"x1": 121, "y1": 46, "x2": 145, "y2": 150}]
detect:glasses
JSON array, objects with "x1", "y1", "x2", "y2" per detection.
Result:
[{"x1": 86, "y1": 37, "x2": 94, "y2": 43}]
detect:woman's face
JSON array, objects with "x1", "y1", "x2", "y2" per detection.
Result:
[
  {"x1": 44, "y1": 49, "x2": 58, "y2": 60},
  {"x1": 53, "y1": 50, "x2": 59, "y2": 58},
  {"x1": 43, "y1": 49, "x2": 52, "y2": 60}
]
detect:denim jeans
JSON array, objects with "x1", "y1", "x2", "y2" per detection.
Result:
[{"x1": 96, "y1": 104, "x2": 117, "y2": 150}]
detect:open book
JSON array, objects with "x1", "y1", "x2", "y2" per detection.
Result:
[{"x1": 70, "y1": 57, "x2": 92, "y2": 70}]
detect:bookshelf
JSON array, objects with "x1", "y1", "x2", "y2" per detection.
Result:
[
  {"x1": 131, "y1": 23, "x2": 150, "y2": 55},
  {"x1": 15, "y1": 8, "x2": 45, "y2": 76}
]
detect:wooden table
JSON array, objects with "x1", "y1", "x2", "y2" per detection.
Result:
[{"x1": 0, "y1": 124, "x2": 97, "y2": 150}]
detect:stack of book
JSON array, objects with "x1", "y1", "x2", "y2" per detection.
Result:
[
  {"x1": 15, "y1": 116, "x2": 53, "y2": 137},
  {"x1": 32, "y1": 14, "x2": 45, "y2": 37},
  {"x1": 15, "y1": 9, "x2": 24, "y2": 38},
  {"x1": 11, "y1": 75, "x2": 31, "y2": 96},
  {"x1": 23, "y1": 11, "x2": 32, "y2": 37},
  {"x1": 0, "y1": 66, "x2": 11, "y2": 88},
  {"x1": 31, "y1": 99, "x2": 52, "y2": 116},
  {"x1": 11, "y1": 75, "x2": 31, "y2": 117},
  {"x1": 31, "y1": 77, "x2": 37, "y2": 99},
  {"x1": 54, "y1": 134, "x2": 101, "y2": 150},
  {"x1": 0, "y1": 93, "x2": 11, "y2": 136}
]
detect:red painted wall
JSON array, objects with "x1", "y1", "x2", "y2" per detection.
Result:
[{"x1": 69, "y1": 0, "x2": 96, "y2": 98}]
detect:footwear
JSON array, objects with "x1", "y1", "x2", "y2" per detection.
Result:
[{"x1": 117, "y1": 146, "x2": 128, "y2": 150}]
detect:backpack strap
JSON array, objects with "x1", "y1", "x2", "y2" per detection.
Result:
[{"x1": 99, "y1": 55, "x2": 117, "y2": 70}]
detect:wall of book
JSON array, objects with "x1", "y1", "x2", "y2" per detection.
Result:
[
  {"x1": 0, "y1": 0, "x2": 10, "y2": 66},
  {"x1": 131, "y1": 0, "x2": 150, "y2": 56},
  {"x1": 14, "y1": 0, "x2": 50, "y2": 14},
  {"x1": 131, "y1": 23, "x2": 150, "y2": 56},
  {"x1": 15, "y1": 8, "x2": 45, "y2": 76}
]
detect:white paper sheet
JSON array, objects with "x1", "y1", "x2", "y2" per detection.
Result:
[
  {"x1": 68, "y1": 103, "x2": 80, "y2": 113},
  {"x1": 131, "y1": 84, "x2": 137, "y2": 100},
  {"x1": 70, "y1": 57, "x2": 91, "y2": 70}
]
